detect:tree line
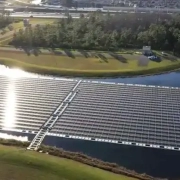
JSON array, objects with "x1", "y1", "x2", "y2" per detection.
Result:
[{"x1": 10, "y1": 12, "x2": 180, "y2": 53}]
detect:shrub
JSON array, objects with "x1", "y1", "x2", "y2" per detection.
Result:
[
  {"x1": 14, "y1": 19, "x2": 23, "y2": 23},
  {"x1": 8, "y1": 25, "x2": 14, "y2": 31},
  {"x1": 1, "y1": 29, "x2": 7, "y2": 35}
]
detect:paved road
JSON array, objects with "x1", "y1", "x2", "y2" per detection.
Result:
[
  {"x1": 0, "y1": 4, "x2": 175, "y2": 14},
  {"x1": 10, "y1": 12, "x2": 81, "y2": 18}
]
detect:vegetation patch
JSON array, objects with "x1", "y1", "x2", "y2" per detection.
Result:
[
  {"x1": 0, "y1": 139, "x2": 166, "y2": 180},
  {"x1": 9, "y1": 12, "x2": 180, "y2": 55}
]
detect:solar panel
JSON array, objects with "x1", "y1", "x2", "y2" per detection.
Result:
[
  {"x1": 50, "y1": 81, "x2": 180, "y2": 151},
  {"x1": 0, "y1": 71, "x2": 180, "y2": 151}
]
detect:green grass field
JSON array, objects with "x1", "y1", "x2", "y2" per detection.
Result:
[
  {"x1": 0, "y1": 48, "x2": 179, "y2": 77},
  {"x1": 0, "y1": 145, "x2": 136, "y2": 180}
]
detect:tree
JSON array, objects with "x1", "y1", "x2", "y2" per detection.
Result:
[
  {"x1": 119, "y1": 28, "x2": 132, "y2": 47},
  {"x1": 10, "y1": 13, "x2": 180, "y2": 54},
  {"x1": 110, "y1": 30, "x2": 118, "y2": 49}
]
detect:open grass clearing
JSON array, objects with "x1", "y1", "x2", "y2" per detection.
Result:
[
  {"x1": 0, "y1": 145, "x2": 135, "y2": 180},
  {"x1": 28, "y1": 17, "x2": 57, "y2": 23},
  {"x1": 0, "y1": 48, "x2": 179, "y2": 77},
  {"x1": 14, "y1": 17, "x2": 58, "y2": 24},
  {"x1": 0, "y1": 49, "x2": 179, "y2": 70}
]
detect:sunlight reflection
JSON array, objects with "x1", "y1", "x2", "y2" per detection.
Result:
[
  {"x1": 0, "y1": 66, "x2": 37, "y2": 78},
  {"x1": 3, "y1": 68, "x2": 31, "y2": 78},
  {"x1": 3, "y1": 81, "x2": 16, "y2": 129},
  {"x1": 0, "y1": 133, "x2": 28, "y2": 142}
]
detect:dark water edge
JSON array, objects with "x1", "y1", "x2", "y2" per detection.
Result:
[
  {"x1": 1, "y1": 130, "x2": 180, "y2": 179},
  {"x1": 87, "y1": 71, "x2": 180, "y2": 87}
]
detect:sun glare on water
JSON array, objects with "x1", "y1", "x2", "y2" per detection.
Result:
[
  {"x1": 0, "y1": 66, "x2": 36, "y2": 78},
  {"x1": 0, "y1": 66, "x2": 37, "y2": 129},
  {"x1": 5, "y1": 68, "x2": 30, "y2": 78},
  {"x1": 3, "y1": 80, "x2": 16, "y2": 129}
]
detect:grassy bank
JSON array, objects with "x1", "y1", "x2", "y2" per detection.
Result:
[
  {"x1": 0, "y1": 138, "x2": 163, "y2": 180},
  {"x1": 0, "y1": 48, "x2": 179, "y2": 77},
  {"x1": 0, "y1": 144, "x2": 134, "y2": 180}
]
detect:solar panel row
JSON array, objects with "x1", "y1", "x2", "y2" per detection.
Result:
[{"x1": 51, "y1": 81, "x2": 180, "y2": 150}]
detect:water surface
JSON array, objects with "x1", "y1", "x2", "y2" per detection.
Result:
[
  {"x1": 90, "y1": 72, "x2": 180, "y2": 87},
  {"x1": 1, "y1": 67, "x2": 180, "y2": 179}
]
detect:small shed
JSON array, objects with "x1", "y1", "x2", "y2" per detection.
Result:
[
  {"x1": 23, "y1": 19, "x2": 30, "y2": 27},
  {"x1": 142, "y1": 46, "x2": 152, "y2": 56}
]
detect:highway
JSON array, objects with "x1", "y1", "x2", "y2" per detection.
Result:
[
  {"x1": 0, "y1": 2, "x2": 175, "y2": 15},
  {"x1": 9, "y1": 10, "x2": 173, "y2": 18},
  {"x1": 10, "y1": 12, "x2": 82, "y2": 18},
  {"x1": 10, "y1": 11, "x2": 142, "y2": 18},
  {"x1": 1, "y1": 5, "x2": 175, "y2": 14}
]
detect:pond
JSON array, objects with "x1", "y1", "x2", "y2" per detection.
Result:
[
  {"x1": 89, "y1": 71, "x2": 180, "y2": 87},
  {"x1": 1, "y1": 66, "x2": 180, "y2": 179},
  {"x1": 46, "y1": 71, "x2": 180, "y2": 179}
]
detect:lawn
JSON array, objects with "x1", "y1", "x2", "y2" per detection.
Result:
[
  {"x1": 0, "y1": 48, "x2": 179, "y2": 77},
  {"x1": 0, "y1": 145, "x2": 136, "y2": 180},
  {"x1": 14, "y1": 18, "x2": 57, "y2": 24}
]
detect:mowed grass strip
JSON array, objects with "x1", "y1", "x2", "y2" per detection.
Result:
[
  {"x1": 0, "y1": 145, "x2": 135, "y2": 180},
  {"x1": 14, "y1": 18, "x2": 57, "y2": 24},
  {"x1": 0, "y1": 50, "x2": 179, "y2": 72}
]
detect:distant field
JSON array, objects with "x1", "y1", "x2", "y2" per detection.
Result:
[
  {"x1": 15, "y1": 18, "x2": 57, "y2": 24},
  {"x1": 0, "y1": 48, "x2": 179, "y2": 77},
  {"x1": 0, "y1": 145, "x2": 135, "y2": 180}
]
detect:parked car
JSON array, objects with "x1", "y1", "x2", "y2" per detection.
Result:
[{"x1": 148, "y1": 56, "x2": 161, "y2": 61}]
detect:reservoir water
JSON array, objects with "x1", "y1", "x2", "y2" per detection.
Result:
[
  {"x1": 1, "y1": 67, "x2": 180, "y2": 179},
  {"x1": 91, "y1": 71, "x2": 180, "y2": 87}
]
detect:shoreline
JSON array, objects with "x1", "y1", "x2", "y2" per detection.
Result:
[
  {"x1": 0, "y1": 138, "x2": 165, "y2": 180},
  {"x1": 1, "y1": 60, "x2": 180, "y2": 79}
]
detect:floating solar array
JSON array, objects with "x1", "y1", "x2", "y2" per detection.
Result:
[
  {"x1": 0, "y1": 67, "x2": 180, "y2": 151},
  {"x1": 50, "y1": 81, "x2": 180, "y2": 151}
]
